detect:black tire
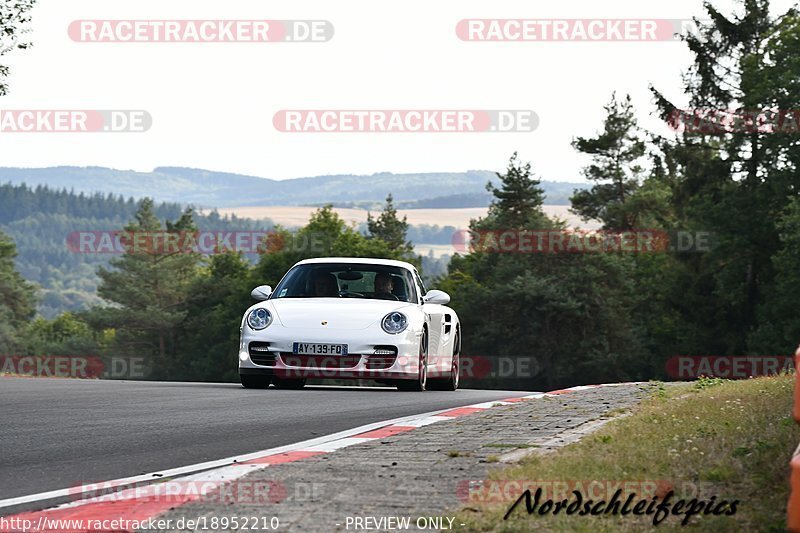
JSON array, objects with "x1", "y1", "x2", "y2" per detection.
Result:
[
  {"x1": 429, "y1": 329, "x2": 460, "y2": 391},
  {"x1": 272, "y1": 377, "x2": 307, "y2": 390},
  {"x1": 240, "y1": 375, "x2": 271, "y2": 389},
  {"x1": 397, "y1": 332, "x2": 427, "y2": 391}
]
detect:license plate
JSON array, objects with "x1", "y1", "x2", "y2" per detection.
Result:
[{"x1": 292, "y1": 342, "x2": 348, "y2": 355}]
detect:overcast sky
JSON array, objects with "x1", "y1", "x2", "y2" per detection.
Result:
[{"x1": 0, "y1": 0, "x2": 796, "y2": 182}]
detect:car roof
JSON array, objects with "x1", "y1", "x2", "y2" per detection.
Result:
[{"x1": 294, "y1": 257, "x2": 418, "y2": 272}]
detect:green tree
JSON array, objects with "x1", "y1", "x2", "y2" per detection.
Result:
[
  {"x1": 570, "y1": 93, "x2": 646, "y2": 231},
  {"x1": 92, "y1": 199, "x2": 201, "y2": 375},
  {"x1": 179, "y1": 251, "x2": 254, "y2": 381},
  {"x1": 483, "y1": 152, "x2": 547, "y2": 229},
  {"x1": 26, "y1": 312, "x2": 103, "y2": 356},
  {"x1": 650, "y1": 0, "x2": 800, "y2": 355},
  {"x1": 749, "y1": 197, "x2": 800, "y2": 353},
  {"x1": 0, "y1": 0, "x2": 36, "y2": 96},
  {"x1": 367, "y1": 194, "x2": 414, "y2": 257},
  {"x1": 253, "y1": 205, "x2": 418, "y2": 288},
  {"x1": 0, "y1": 230, "x2": 35, "y2": 352},
  {"x1": 442, "y1": 154, "x2": 647, "y2": 389}
]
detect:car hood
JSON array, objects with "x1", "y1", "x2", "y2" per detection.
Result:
[{"x1": 270, "y1": 298, "x2": 415, "y2": 330}]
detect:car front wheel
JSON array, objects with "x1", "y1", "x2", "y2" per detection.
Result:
[
  {"x1": 397, "y1": 333, "x2": 427, "y2": 392},
  {"x1": 429, "y1": 329, "x2": 459, "y2": 391}
]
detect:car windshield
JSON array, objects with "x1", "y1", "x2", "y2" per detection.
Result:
[{"x1": 271, "y1": 263, "x2": 417, "y2": 303}]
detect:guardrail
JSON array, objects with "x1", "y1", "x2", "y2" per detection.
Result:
[{"x1": 789, "y1": 345, "x2": 800, "y2": 531}]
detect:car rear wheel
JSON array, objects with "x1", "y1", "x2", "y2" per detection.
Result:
[
  {"x1": 397, "y1": 333, "x2": 427, "y2": 391},
  {"x1": 272, "y1": 377, "x2": 307, "y2": 390},
  {"x1": 240, "y1": 375, "x2": 271, "y2": 389}
]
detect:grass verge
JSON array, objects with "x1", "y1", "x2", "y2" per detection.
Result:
[{"x1": 456, "y1": 375, "x2": 798, "y2": 532}]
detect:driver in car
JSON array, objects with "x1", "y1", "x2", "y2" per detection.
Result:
[
  {"x1": 373, "y1": 272, "x2": 398, "y2": 300},
  {"x1": 312, "y1": 272, "x2": 339, "y2": 297}
]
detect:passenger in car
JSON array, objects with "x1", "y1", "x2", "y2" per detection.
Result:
[{"x1": 373, "y1": 272, "x2": 399, "y2": 300}]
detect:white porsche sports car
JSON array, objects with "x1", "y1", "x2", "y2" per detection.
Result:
[{"x1": 238, "y1": 257, "x2": 461, "y2": 391}]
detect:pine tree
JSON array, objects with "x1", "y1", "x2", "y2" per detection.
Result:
[
  {"x1": 483, "y1": 152, "x2": 547, "y2": 229},
  {"x1": 0, "y1": 230, "x2": 35, "y2": 352},
  {"x1": 367, "y1": 194, "x2": 414, "y2": 256},
  {"x1": 650, "y1": 0, "x2": 799, "y2": 354},
  {"x1": 179, "y1": 251, "x2": 254, "y2": 381},
  {"x1": 93, "y1": 199, "x2": 201, "y2": 373},
  {"x1": 570, "y1": 93, "x2": 646, "y2": 231}
]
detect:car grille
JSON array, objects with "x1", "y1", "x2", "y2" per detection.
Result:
[
  {"x1": 249, "y1": 342, "x2": 276, "y2": 366},
  {"x1": 364, "y1": 356, "x2": 396, "y2": 370},
  {"x1": 279, "y1": 354, "x2": 362, "y2": 369},
  {"x1": 365, "y1": 346, "x2": 398, "y2": 370}
]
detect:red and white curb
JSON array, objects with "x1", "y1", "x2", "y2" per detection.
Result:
[{"x1": 0, "y1": 383, "x2": 639, "y2": 532}]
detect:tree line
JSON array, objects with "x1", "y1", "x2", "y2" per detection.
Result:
[{"x1": 446, "y1": 1, "x2": 800, "y2": 387}]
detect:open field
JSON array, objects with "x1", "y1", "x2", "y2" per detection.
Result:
[
  {"x1": 208, "y1": 205, "x2": 595, "y2": 230},
  {"x1": 414, "y1": 244, "x2": 459, "y2": 258}
]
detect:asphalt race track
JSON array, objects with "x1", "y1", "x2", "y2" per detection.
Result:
[{"x1": 0, "y1": 377, "x2": 532, "y2": 501}]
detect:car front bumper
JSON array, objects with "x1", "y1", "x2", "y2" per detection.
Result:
[{"x1": 238, "y1": 324, "x2": 422, "y2": 381}]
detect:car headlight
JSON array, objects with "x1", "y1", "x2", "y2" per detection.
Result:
[
  {"x1": 382, "y1": 312, "x2": 408, "y2": 334},
  {"x1": 247, "y1": 308, "x2": 272, "y2": 330}
]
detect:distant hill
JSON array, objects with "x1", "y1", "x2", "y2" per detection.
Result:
[
  {"x1": 0, "y1": 183, "x2": 274, "y2": 318},
  {"x1": 0, "y1": 167, "x2": 584, "y2": 207}
]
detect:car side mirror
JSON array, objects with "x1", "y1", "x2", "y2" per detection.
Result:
[
  {"x1": 423, "y1": 290, "x2": 450, "y2": 305},
  {"x1": 251, "y1": 285, "x2": 273, "y2": 301}
]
